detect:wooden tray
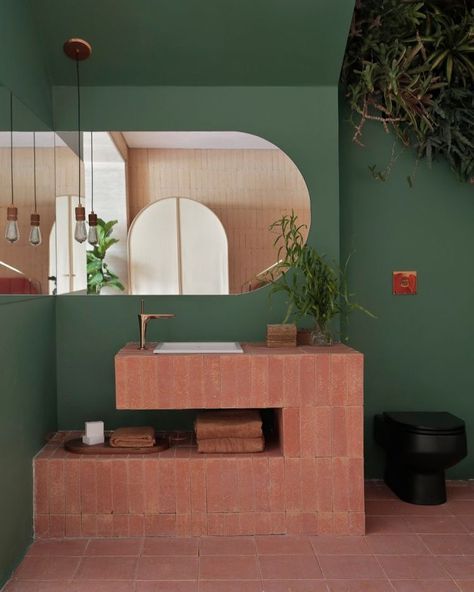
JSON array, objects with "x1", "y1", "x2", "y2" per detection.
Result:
[{"x1": 64, "y1": 436, "x2": 169, "y2": 455}]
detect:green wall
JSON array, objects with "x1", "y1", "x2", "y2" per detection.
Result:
[
  {"x1": 0, "y1": 0, "x2": 52, "y2": 126},
  {"x1": 54, "y1": 84, "x2": 342, "y2": 429},
  {"x1": 339, "y1": 111, "x2": 474, "y2": 478},
  {"x1": 0, "y1": 297, "x2": 57, "y2": 587}
]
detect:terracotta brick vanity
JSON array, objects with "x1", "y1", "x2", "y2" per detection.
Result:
[{"x1": 34, "y1": 343, "x2": 364, "y2": 537}]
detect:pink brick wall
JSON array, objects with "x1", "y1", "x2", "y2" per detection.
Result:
[{"x1": 35, "y1": 344, "x2": 364, "y2": 537}]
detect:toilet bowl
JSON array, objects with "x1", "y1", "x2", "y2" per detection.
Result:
[{"x1": 375, "y1": 412, "x2": 467, "y2": 505}]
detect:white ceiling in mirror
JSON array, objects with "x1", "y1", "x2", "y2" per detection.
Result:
[{"x1": 122, "y1": 131, "x2": 279, "y2": 150}]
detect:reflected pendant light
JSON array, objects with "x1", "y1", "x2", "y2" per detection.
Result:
[
  {"x1": 5, "y1": 92, "x2": 19, "y2": 243},
  {"x1": 87, "y1": 131, "x2": 98, "y2": 245},
  {"x1": 29, "y1": 132, "x2": 42, "y2": 246},
  {"x1": 63, "y1": 37, "x2": 92, "y2": 243}
]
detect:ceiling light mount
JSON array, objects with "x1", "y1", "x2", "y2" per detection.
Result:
[{"x1": 63, "y1": 38, "x2": 92, "y2": 61}]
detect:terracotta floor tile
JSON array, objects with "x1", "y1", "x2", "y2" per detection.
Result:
[
  {"x1": 366, "y1": 500, "x2": 450, "y2": 516},
  {"x1": 326, "y1": 581, "x2": 393, "y2": 591},
  {"x1": 136, "y1": 557, "x2": 199, "y2": 581},
  {"x1": 405, "y1": 516, "x2": 468, "y2": 534},
  {"x1": 262, "y1": 581, "x2": 328, "y2": 592},
  {"x1": 14, "y1": 556, "x2": 81, "y2": 580},
  {"x1": 4, "y1": 583, "x2": 67, "y2": 592},
  {"x1": 377, "y1": 555, "x2": 449, "y2": 579},
  {"x1": 446, "y1": 485, "x2": 474, "y2": 501},
  {"x1": 198, "y1": 581, "x2": 263, "y2": 592},
  {"x1": 365, "y1": 516, "x2": 413, "y2": 534},
  {"x1": 421, "y1": 534, "x2": 474, "y2": 555},
  {"x1": 311, "y1": 535, "x2": 371, "y2": 555},
  {"x1": 68, "y1": 583, "x2": 136, "y2": 592},
  {"x1": 199, "y1": 556, "x2": 260, "y2": 580},
  {"x1": 318, "y1": 555, "x2": 384, "y2": 580},
  {"x1": 456, "y1": 516, "x2": 474, "y2": 533},
  {"x1": 85, "y1": 538, "x2": 144, "y2": 556},
  {"x1": 365, "y1": 534, "x2": 429, "y2": 555},
  {"x1": 439, "y1": 556, "x2": 474, "y2": 579},
  {"x1": 27, "y1": 540, "x2": 88, "y2": 556},
  {"x1": 255, "y1": 535, "x2": 314, "y2": 555},
  {"x1": 136, "y1": 583, "x2": 198, "y2": 592},
  {"x1": 456, "y1": 582, "x2": 474, "y2": 591},
  {"x1": 143, "y1": 537, "x2": 199, "y2": 556},
  {"x1": 446, "y1": 501, "x2": 474, "y2": 515},
  {"x1": 259, "y1": 555, "x2": 323, "y2": 580},
  {"x1": 75, "y1": 557, "x2": 137, "y2": 580},
  {"x1": 390, "y1": 581, "x2": 460, "y2": 592},
  {"x1": 199, "y1": 536, "x2": 256, "y2": 556}
]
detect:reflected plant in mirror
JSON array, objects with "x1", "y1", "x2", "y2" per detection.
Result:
[{"x1": 87, "y1": 219, "x2": 125, "y2": 295}]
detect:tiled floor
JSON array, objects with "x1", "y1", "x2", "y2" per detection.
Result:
[{"x1": 3, "y1": 481, "x2": 474, "y2": 592}]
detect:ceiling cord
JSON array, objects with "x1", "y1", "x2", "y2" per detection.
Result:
[
  {"x1": 76, "y1": 56, "x2": 82, "y2": 205},
  {"x1": 10, "y1": 92, "x2": 14, "y2": 206},
  {"x1": 91, "y1": 130, "x2": 94, "y2": 213},
  {"x1": 33, "y1": 132, "x2": 37, "y2": 213}
]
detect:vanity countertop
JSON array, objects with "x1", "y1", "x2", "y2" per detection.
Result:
[
  {"x1": 116, "y1": 341, "x2": 361, "y2": 357},
  {"x1": 115, "y1": 341, "x2": 363, "y2": 410}
]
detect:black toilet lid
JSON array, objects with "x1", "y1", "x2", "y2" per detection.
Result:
[{"x1": 384, "y1": 412, "x2": 465, "y2": 434}]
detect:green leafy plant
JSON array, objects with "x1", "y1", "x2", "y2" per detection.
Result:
[
  {"x1": 269, "y1": 212, "x2": 375, "y2": 344},
  {"x1": 341, "y1": 0, "x2": 474, "y2": 183},
  {"x1": 87, "y1": 219, "x2": 125, "y2": 295}
]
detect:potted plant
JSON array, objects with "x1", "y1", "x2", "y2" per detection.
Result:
[
  {"x1": 269, "y1": 212, "x2": 374, "y2": 345},
  {"x1": 87, "y1": 219, "x2": 125, "y2": 295}
]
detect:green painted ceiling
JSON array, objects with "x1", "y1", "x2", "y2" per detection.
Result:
[{"x1": 32, "y1": 0, "x2": 355, "y2": 86}]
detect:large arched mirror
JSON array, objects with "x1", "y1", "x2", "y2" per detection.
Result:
[{"x1": 58, "y1": 131, "x2": 311, "y2": 295}]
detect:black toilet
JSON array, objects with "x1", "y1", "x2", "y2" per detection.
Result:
[{"x1": 375, "y1": 412, "x2": 467, "y2": 505}]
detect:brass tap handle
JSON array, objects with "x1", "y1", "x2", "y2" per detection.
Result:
[{"x1": 138, "y1": 300, "x2": 175, "y2": 350}]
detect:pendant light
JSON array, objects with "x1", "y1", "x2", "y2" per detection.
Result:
[
  {"x1": 5, "y1": 92, "x2": 19, "y2": 243},
  {"x1": 63, "y1": 38, "x2": 92, "y2": 243},
  {"x1": 87, "y1": 131, "x2": 98, "y2": 245},
  {"x1": 28, "y1": 132, "x2": 42, "y2": 246}
]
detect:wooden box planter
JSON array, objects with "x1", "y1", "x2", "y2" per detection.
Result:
[{"x1": 266, "y1": 323, "x2": 297, "y2": 348}]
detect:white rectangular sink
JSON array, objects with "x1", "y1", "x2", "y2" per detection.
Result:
[{"x1": 153, "y1": 342, "x2": 243, "y2": 354}]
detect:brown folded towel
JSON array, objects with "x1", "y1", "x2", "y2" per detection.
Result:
[
  {"x1": 110, "y1": 426, "x2": 156, "y2": 448},
  {"x1": 197, "y1": 436, "x2": 265, "y2": 454},
  {"x1": 195, "y1": 410, "x2": 262, "y2": 440}
]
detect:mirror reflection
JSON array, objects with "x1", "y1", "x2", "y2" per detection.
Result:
[
  {"x1": 77, "y1": 131, "x2": 311, "y2": 295},
  {"x1": 1, "y1": 113, "x2": 311, "y2": 295}
]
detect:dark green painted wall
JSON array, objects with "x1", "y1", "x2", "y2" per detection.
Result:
[
  {"x1": 339, "y1": 112, "x2": 474, "y2": 479},
  {"x1": 0, "y1": 297, "x2": 57, "y2": 587},
  {"x1": 54, "y1": 84, "x2": 342, "y2": 429},
  {"x1": 0, "y1": 0, "x2": 52, "y2": 126},
  {"x1": 33, "y1": 0, "x2": 354, "y2": 86}
]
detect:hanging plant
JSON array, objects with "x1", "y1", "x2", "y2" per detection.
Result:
[{"x1": 341, "y1": 0, "x2": 474, "y2": 184}]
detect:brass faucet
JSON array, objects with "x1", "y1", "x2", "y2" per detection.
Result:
[{"x1": 138, "y1": 299, "x2": 175, "y2": 350}]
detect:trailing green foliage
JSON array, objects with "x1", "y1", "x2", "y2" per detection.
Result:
[
  {"x1": 269, "y1": 212, "x2": 375, "y2": 343},
  {"x1": 341, "y1": 0, "x2": 474, "y2": 183},
  {"x1": 87, "y1": 219, "x2": 125, "y2": 295}
]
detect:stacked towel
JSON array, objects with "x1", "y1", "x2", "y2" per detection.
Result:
[
  {"x1": 195, "y1": 410, "x2": 264, "y2": 453},
  {"x1": 110, "y1": 426, "x2": 156, "y2": 448}
]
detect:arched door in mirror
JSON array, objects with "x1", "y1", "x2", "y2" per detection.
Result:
[{"x1": 128, "y1": 197, "x2": 229, "y2": 295}]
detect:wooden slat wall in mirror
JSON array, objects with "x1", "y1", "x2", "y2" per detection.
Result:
[
  {"x1": 128, "y1": 148, "x2": 311, "y2": 294},
  {"x1": 0, "y1": 142, "x2": 82, "y2": 294}
]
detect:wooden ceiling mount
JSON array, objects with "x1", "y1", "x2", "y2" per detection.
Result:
[{"x1": 63, "y1": 38, "x2": 92, "y2": 61}]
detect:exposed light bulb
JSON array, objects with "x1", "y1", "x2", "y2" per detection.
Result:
[
  {"x1": 74, "y1": 205, "x2": 87, "y2": 243},
  {"x1": 75, "y1": 220, "x2": 87, "y2": 243},
  {"x1": 5, "y1": 206, "x2": 19, "y2": 243},
  {"x1": 29, "y1": 213, "x2": 42, "y2": 246},
  {"x1": 87, "y1": 212, "x2": 98, "y2": 245}
]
